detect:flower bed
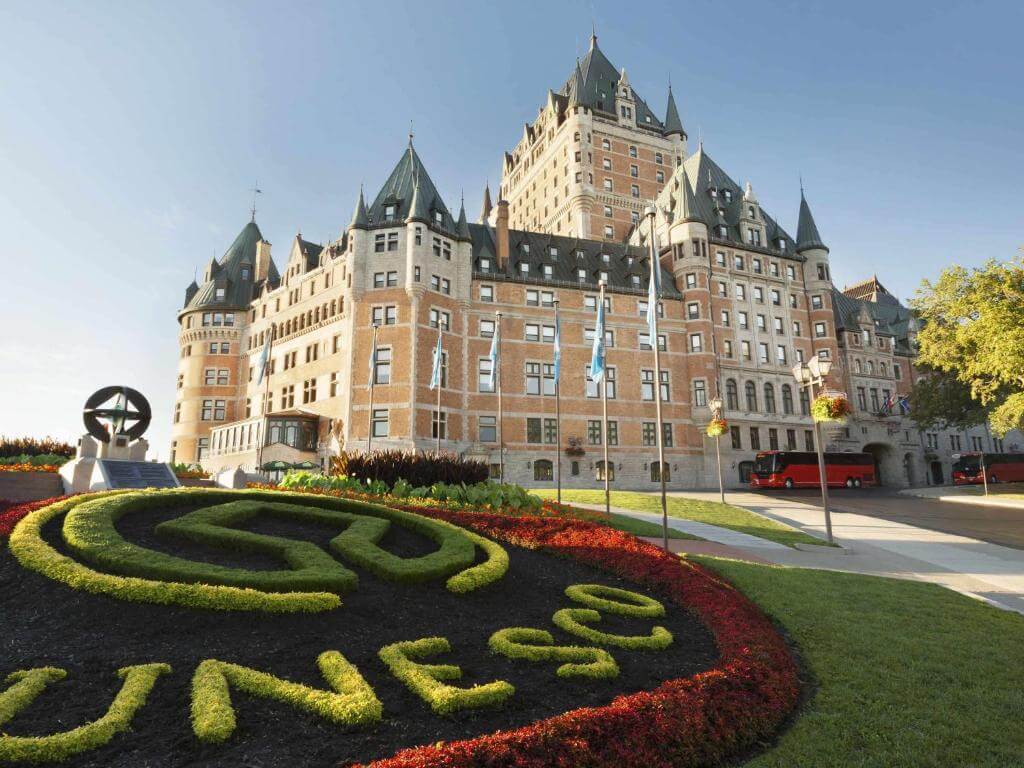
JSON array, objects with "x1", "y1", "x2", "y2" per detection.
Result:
[{"x1": 0, "y1": 463, "x2": 61, "y2": 473}]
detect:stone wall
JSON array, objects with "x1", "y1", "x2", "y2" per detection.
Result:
[{"x1": 0, "y1": 472, "x2": 63, "y2": 503}]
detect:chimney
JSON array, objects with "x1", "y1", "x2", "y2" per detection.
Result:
[
  {"x1": 255, "y1": 239, "x2": 272, "y2": 282},
  {"x1": 495, "y1": 199, "x2": 510, "y2": 273}
]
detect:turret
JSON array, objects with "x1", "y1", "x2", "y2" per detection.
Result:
[
  {"x1": 350, "y1": 185, "x2": 369, "y2": 230},
  {"x1": 797, "y1": 187, "x2": 839, "y2": 378},
  {"x1": 663, "y1": 84, "x2": 685, "y2": 140},
  {"x1": 478, "y1": 182, "x2": 493, "y2": 224}
]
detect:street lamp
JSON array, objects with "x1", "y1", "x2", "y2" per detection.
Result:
[
  {"x1": 792, "y1": 358, "x2": 835, "y2": 544},
  {"x1": 708, "y1": 395, "x2": 726, "y2": 504}
]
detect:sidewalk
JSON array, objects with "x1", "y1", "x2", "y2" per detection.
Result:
[
  {"x1": 900, "y1": 485, "x2": 1024, "y2": 509},
  {"x1": 677, "y1": 490, "x2": 1024, "y2": 615}
]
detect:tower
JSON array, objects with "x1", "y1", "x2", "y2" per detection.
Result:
[{"x1": 796, "y1": 188, "x2": 839, "y2": 384}]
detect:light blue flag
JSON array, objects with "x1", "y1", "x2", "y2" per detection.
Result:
[
  {"x1": 590, "y1": 296, "x2": 606, "y2": 383},
  {"x1": 255, "y1": 331, "x2": 272, "y2": 386},
  {"x1": 552, "y1": 310, "x2": 561, "y2": 381},
  {"x1": 645, "y1": 255, "x2": 660, "y2": 340},
  {"x1": 487, "y1": 318, "x2": 501, "y2": 390},
  {"x1": 429, "y1": 332, "x2": 443, "y2": 390},
  {"x1": 367, "y1": 340, "x2": 377, "y2": 388}
]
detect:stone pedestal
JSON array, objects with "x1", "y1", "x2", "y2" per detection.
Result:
[{"x1": 59, "y1": 434, "x2": 179, "y2": 494}]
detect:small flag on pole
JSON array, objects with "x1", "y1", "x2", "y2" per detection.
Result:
[
  {"x1": 367, "y1": 340, "x2": 377, "y2": 388},
  {"x1": 590, "y1": 295, "x2": 607, "y2": 383},
  {"x1": 487, "y1": 318, "x2": 501, "y2": 390},
  {"x1": 255, "y1": 331, "x2": 272, "y2": 386},
  {"x1": 552, "y1": 309, "x2": 561, "y2": 381},
  {"x1": 429, "y1": 332, "x2": 443, "y2": 390}
]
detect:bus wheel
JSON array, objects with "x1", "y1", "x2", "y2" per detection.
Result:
[
  {"x1": 845, "y1": 477, "x2": 854, "y2": 488},
  {"x1": 784, "y1": 478, "x2": 794, "y2": 489},
  {"x1": 854, "y1": 478, "x2": 862, "y2": 488}
]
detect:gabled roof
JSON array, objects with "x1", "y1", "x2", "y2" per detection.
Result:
[
  {"x1": 654, "y1": 147, "x2": 799, "y2": 256},
  {"x1": 183, "y1": 220, "x2": 273, "y2": 312},
  {"x1": 843, "y1": 275, "x2": 897, "y2": 304},
  {"x1": 298, "y1": 237, "x2": 323, "y2": 271},
  {"x1": 832, "y1": 287, "x2": 915, "y2": 352},
  {"x1": 796, "y1": 191, "x2": 828, "y2": 253},
  {"x1": 559, "y1": 36, "x2": 664, "y2": 133},
  {"x1": 366, "y1": 142, "x2": 455, "y2": 233},
  {"x1": 467, "y1": 223, "x2": 681, "y2": 298}
]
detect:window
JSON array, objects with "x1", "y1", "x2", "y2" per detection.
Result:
[
  {"x1": 730, "y1": 426, "x2": 742, "y2": 450},
  {"x1": 686, "y1": 273, "x2": 697, "y2": 288},
  {"x1": 894, "y1": 364, "x2": 902, "y2": 380},
  {"x1": 690, "y1": 333, "x2": 702, "y2": 352},
  {"x1": 734, "y1": 255, "x2": 744, "y2": 270},
  {"x1": 753, "y1": 286, "x2": 764, "y2": 303},
  {"x1": 480, "y1": 318, "x2": 495, "y2": 338},
  {"x1": 787, "y1": 265, "x2": 796, "y2": 280},
  {"x1": 630, "y1": 164, "x2": 638, "y2": 178},
  {"x1": 717, "y1": 281, "x2": 728, "y2": 297},
  {"x1": 642, "y1": 422, "x2": 657, "y2": 446},
  {"x1": 768, "y1": 428, "x2": 779, "y2": 450},
  {"x1": 723, "y1": 340, "x2": 733, "y2": 358},
  {"x1": 814, "y1": 322, "x2": 827, "y2": 337},
  {"x1": 687, "y1": 302, "x2": 700, "y2": 319},
  {"x1": 201, "y1": 399, "x2": 226, "y2": 421},
  {"x1": 745, "y1": 381, "x2": 758, "y2": 411},
  {"x1": 373, "y1": 347, "x2": 391, "y2": 384},
  {"x1": 478, "y1": 416, "x2": 497, "y2": 442},
  {"x1": 726, "y1": 379, "x2": 739, "y2": 410},
  {"x1": 735, "y1": 284, "x2": 746, "y2": 301},
  {"x1": 756, "y1": 314, "x2": 767, "y2": 331},
  {"x1": 857, "y1": 387, "x2": 867, "y2": 411},
  {"x1": 606, "y1": 421, "x2": 618, "y2": 446},
  {"x1": 781, "y1": 384, "x2": 794, "y2": 414},
  {"x1": 302, "y1": 378, "x2": 317, "y2": 404},
  {"x1": 694, "y1": 379, "x2": 707, "y2": 407},
  {"x1": 587, "y1": 420, "x2": 603, "y2": 445},
  {"x1": 721, "y1": 309, "x2": 731, "y2": 326},
  {"x1": 478, "y1": 359, "x2": 494, "y2": 392},
  {"x1": 372, "y1": 306, "x2": 397, "y2": 326},
  {"x1": 650, "y1": 462, "x2": 670, "y2": 483},
  {"x1": 429, "y1": 309, "x2": 450, "y2": 331},
  {"x1": 640, "y1": 369, "x2": 670, "y2": 401},
  {"x1": 173, "y1": 403, "x2": 181, "y2": 423},
  {"x1": 870, "y1": 389, "x2": 880, "y2": 412},
  {"x1": 534, "y1": 459, "x2": 553, "y2": 481},
  {"x1": 603, "y1": 179, "x2": 613, "y2": 192},
  {"x1": 771, "y1": 289, "x2": 781, "y2": 306},
  {"x1": 585, "y1": 366, "x2": 616, "y2": 398},
  {"x1": 638, "y1": 333, "x2": 666, "y2": 351},
  {"x1": 811, "y1": 295, "x2": 823, "y2": 310},
  {"x1": 479, "y1": 284, "x2": 493, "y2": 302},
  {"x1": 739, "y1": 311, "x2": 749, "y2": 329},
  {"x1": 525, "y1": 362, "x2": 556, "y2": 395},
  {"x1": 764, "y1": 383, "x2": 776, "y2": 413},
  {"x1": 595, "y1": 460, "x2": 615, "y2": 482},
  {"x1": 329, "y1": 372, "x2": 338, "y2": 397},
  {"x1": 431, "y1": 411, "x2": 447, "y2": 440},
  {"x1": 196, "y1": 437, "x2": 208, "y2": 462},
  {"x1": 800, "y1": 388, "x2": 810, "y2": 415},
  {"x1": 631, "y1": 184, "x2": 640, "y2": 198},
  {"x1": 741, "y1": 341, "x2": 751, "y2": 360},
  {"x1": 629, "y1": 145, "x2": 637, "y2": 158},
  {"x1": 776, "y1": 345, "x2": 788, "y2": 365},
  {"x1": 371, "y1": 409, "x2": 389, "y2": 438},
  {"x1": 758, "y1": 343, "x2": 769, "y2": 363}
]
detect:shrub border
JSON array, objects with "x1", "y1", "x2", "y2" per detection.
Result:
[
  {"x1": 349, "y1": 503, "x2": 801, "y2": 768},
  {"x1": 488, "y1": 627, "x2": 620, "y2": 679}
]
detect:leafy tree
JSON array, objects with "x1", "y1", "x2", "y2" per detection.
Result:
[
  {"x1": 908, "y1": 365, "x2": 989, "y2": 431},
  {"x1": 912, "y1": 258, "x2": 1024, "y2": 436}
]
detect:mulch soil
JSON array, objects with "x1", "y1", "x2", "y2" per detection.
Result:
[{"x1": 0, "y1": 501, "x2": 718, "y2": 767}]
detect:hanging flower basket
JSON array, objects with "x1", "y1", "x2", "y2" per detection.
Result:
[
  {"x1": 811, "y1": 393, "x2": 852, "y2": 424},
  {"x1": 706, "y1": 417, "x2": 728, "y2": 437}
]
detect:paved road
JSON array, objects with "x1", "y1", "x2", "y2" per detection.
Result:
[{"x1": 753, "y1": 487, "x2": 1024, "y2": 550}]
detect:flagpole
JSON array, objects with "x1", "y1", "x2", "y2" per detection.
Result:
[
  {"x1": 495, "y1": 311, "x2": 504, "y2": 482},
  {"x1": 256, "y1": 324, "x2": 275, "y2": 474},
  {"x1": 646, "y1": 209, "x2": 669, "y2": 552},
  {"x1": 553, "y1": 299, "x2": 562, "y2": 504},
  {"x1": 367, "y1": 323, "x2": 378, "y2": 454},
  {"x1": 436, "y1": 353, "x2": 442, "y2": 457},
  {"x1": 599, "y1": 282, "x2": 610, "y2": 518}
]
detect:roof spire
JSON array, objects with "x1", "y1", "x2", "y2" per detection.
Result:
[
  {"x1": 677, "y1": 168, "x2": 701, "y2": 223},
  {"x1": 590, "y1": 21, "x2": 597, "y2": 48},
  {"x1": 479, "y1": 181, "x2": 493, "y2": 224},
  {"x1": 456, "y1": 191, "x2": 471, "y2": 241},
  {"x1": 568, "y1": 57, "x2": 585, "y2": 108},
  {"x1": 796, "y1": 184, "x2": 829, "y2": 254},
  {"x1": 350, "y1": 184, "x2": 369, "y2": 230},
  {"x1": 663, "y1": 82, "x2": 684, "y2": 138},
  {"x1": 250, "y1": 181, "x2": 261, "y2": 222},
  {"x1": 408, "y1": 120, "x2": 414, "y2": 147}
]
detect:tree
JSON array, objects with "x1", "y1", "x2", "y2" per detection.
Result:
[
  {"x1": 908, "y1": 365, "x2": 989, "y2": 431},
  {"x1": 912, "y1": 258, "x2": 1024, "y2": 436}
]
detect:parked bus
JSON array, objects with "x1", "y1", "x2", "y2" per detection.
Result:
[
  {"x1": 750, "y1": 451, "x2": 877, "y2": 489},
  {"x1": 952, "y1": 453, "x2": 1024, "y2": 485}
]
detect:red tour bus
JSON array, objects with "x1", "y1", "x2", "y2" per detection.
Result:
[
  {"x1": 952, "y1": 453, "x2": 1024, "y2": 485},
  {"x1": 750, "y1": 450, "x2": 877, "y2": 489}
]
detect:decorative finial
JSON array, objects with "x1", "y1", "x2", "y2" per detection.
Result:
[
  {"x1": 590, "y1": 20, "x2": 597, "y2": 46},
  {"x1": 250, "y1": 181, "x2": 261, "y2": 222},
  {"x1": 408, "y1": 121, "x2": 414, "y2": 146},
  {"x1": 799, "y1": 173, "x2": 804, "y2": 196}
]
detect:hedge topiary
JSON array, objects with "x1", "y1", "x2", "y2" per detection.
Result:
[
  {"x1": 378, "y1": 637, "x2": 514, "y2": 715},
  {"x1": 564, "y1": 584, "x2": 666, "y2": 619},
  {"x1": 552, "y1": 608, "x2": 673, "y2": 651},
  {"x1": 488, "y1": 627, "x2": 619, "y2": 679}
]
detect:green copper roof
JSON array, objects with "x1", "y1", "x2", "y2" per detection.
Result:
[
  {"x1": 663, "y1": 85, "x2": 685, "y2": 137},
  {"x1": 183, "y1": 220, "x2": 275, "y2": 312},
  {"x1": 797, "y1": 191, "x2": 828, "y2": 253},
  {"x1": 350, "y1": 185, "x2": 369, "y2": 229},
  {"x1": 367, "y1": 142, "x2": 455, "y2": 233}
]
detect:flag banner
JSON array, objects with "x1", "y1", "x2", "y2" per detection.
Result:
[
  {"x1": 487, "y1": 319, "x2": 501, "y2": 390},
  {"x1": 553, "y1": 310, "x2": 561, "y2": 381},
  {"x1": 368, "y1": 340, "x2": 377, "y2": 388},
  {"x1": 590, "y1": 297, "x2": 606, "y2": 383},
  {"x1": 429, "y1": 332, "x2": 443, "y2": 390},
  {"x1": 897, "y1": 395, "x2": 911, "y2": 415},
  {"x1": 645, "y1": 256, "x2": 660, "y2": 339},
  {"x1": 255, "y1": 332, "x2": 272, "y2": 386}
]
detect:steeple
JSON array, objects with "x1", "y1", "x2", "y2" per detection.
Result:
[
  {"x1": 350, "y1": 185, "x2": 369, "y2": 230},
  {"x1": 663, "y1": 84, "x2": 685, "y2": 138},
  {"x1": 456, "y1": 195, "x2": 471, "y2": 241},
  {"x1": 675, "y1": 169, "x2": 700, "y2": 223},
  {"x1": 567, "y1": 59, "x2": 585, "y2": 109},
  {"x1": 796, "y1": 188, "x2": 828, "y2": 253},
  {"x1": 479, "y1": 182, "x2": 493, "y2": 224}
]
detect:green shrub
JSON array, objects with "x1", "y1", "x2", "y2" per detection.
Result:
[
  {"x1": 190, "y1": 652, "x2": 381, "y2": 744},
  {"x1": 378, "y1": 637, "x2": 514, "y2": 715},
  {"x1": 552, "y1": 608, "x2": 674, "y2": 651},
  {"x1": 0, "y1": 663, "x2": 169, "y2": 763},
  {"x1": 564, "y1": 584, "x2": 666, "y2": 618},
  {"x1": 0, "y1": 437, "x2": 75, "y2": 460},
  {"x1": 0, "y1": 668, "x2": 67, "y2": 727},
  {"x1": 0, "y1": 453, "x2": 69, "y2": 467},
  {"x1": 488, "y1": 627, "x2": 619, "y2": 679},
  {"x1": 444, "y1": 527, "x2": 509, "y2": 594},
  {"x1": 332, "y1": 450, "x2": 489, "y2": 488},
  {"x1": 8, "y1": 494, "x2": 340, "y2": 613}
]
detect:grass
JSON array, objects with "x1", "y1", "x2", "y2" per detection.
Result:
[
  {"x1": 536, "y1": 490, "x2": 824, "y2": 548},
  {"x1": 693, "y1": 555, "x2": 1024, "y2": 768},
  {"x1": 598, "y1": 510, "x2": 699, "y2": 541}
]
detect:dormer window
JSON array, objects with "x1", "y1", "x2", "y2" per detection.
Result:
[
  {"x1": 601, "y1": 253, "x2": 610, "y2": 263},
  {"x1": 215, "y1": 287, "x2": 226, "y2": 301},
  {"x1": 748, "y1": 206, "x2": 756, "y2": 218},
  {"x1": 520, "y1": 262, "x2": 529, "y2": 274},
  {"x1": 709, "y1": 187, "x2": 717, "y2": 198},
  {"x1": 480, "y1": 258, "x2": 491, "y2": 271},
  {"x1": 722, "y1": 189, "x2": 733, "y2": 203},
  {"x1": 778, "y1": 239, "x2": 787, "y2": 252},
  {"x1": 384, "y1": 204, "x2": 396, "y2": 221},
  {"x1": 433, "y1": 211, "x2": 444, "y2": 225},
  {"x1": 716, "y1": 225, "x2": 728, "y2": 238},
  {"x1": 240, "y1": 266, "x2": 251, "y2": 280},
  {"x1": 576, "y1": 249, "x2": 585, "y2": 259},
  {"x1": 522, "y1": 243, "x2": 530, "y2": 254},
  {"x1": 548, "y1": 246, "x2": 558, "y2": 258}
]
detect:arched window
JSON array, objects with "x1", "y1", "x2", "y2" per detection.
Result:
[
  {"x1": 799, "y1": 388, "x2": 810, "y2": 416},
  {"x1": 596, "y1": 460, "x2": 615, "y2": 481},
  {"x1": 764, "y1": 383, "x2": 776, "y2": 414},
  {"x1": 782, "y1": 384, "x2": 794, "y2": 415},
  {"x1": 745, "y1": 381, "x2": 758, "y2": 412},
  {"x1": 650, "y1": 462, "x2": 670, "y2": 483},
  {"x1": 868, "y1": 360, "x2": 875, "y2": 375},
  {"x1": 855, "y1": 359, "x2": 862, "y2": 374},
  {"x1": 533, "y1": 459, "x2": 553, "y2": 481},
  {"x1": 726, "y1": 379, "x2": 739, "y2": 411}
]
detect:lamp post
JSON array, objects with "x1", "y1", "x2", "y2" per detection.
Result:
[
  {"x1": 792, "y1": 357, "x2": 835, "y2": 544},
  {"x1": 708, "y1": 395, "x2": 725, "y2": 504}
]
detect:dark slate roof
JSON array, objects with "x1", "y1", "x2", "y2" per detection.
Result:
[
  {"x1": 559, "y1": 37, "x2": 665, "y2": 133},
  {"x1": 468, "y1": 223, "x2": 681, "y2": 298},
  {"x1": 298, "y1": 238, "x2": 324, "y2": 270},
  {"x1": 366, "y1": 142, "x2": 456, "y2": 234},
  {"x1": 832, "y1": 287, "x2": 915, "y2": 352},
  {"x1": 656, "y1": 148, "x2": 799, "y2": 257},
  {"x1": 663, "y1": 85, "x2": 685, "y2": 137},
  {"x1": 182, "y1": 220, "x2": 275, "y2": 312},
  {"x1": 796, "y1": 191, "x2": 828, "y2": 253}
]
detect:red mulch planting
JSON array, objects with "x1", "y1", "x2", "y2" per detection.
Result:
[{"x1": 0, "y1": 497, "x2": 63, "y2": 537}]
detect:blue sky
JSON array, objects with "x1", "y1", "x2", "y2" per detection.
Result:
[{"x1": 1, "y1": 0, "x2": 1021, "y2": 457}]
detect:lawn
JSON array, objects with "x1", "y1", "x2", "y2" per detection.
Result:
[
  {"x1": 575, "y1": 508, "x2": 699, "y2": 541},
  {"x1": 695, "y1": 555, "x2": 1024, "y2": 768},
  {"x1": 535, "y1": 489, "x2": 824, "y2": 548}
]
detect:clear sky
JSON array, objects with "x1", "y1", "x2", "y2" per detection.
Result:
[{"x1": 1, "y1": 0, "x2": 1021, "y2": 457}]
